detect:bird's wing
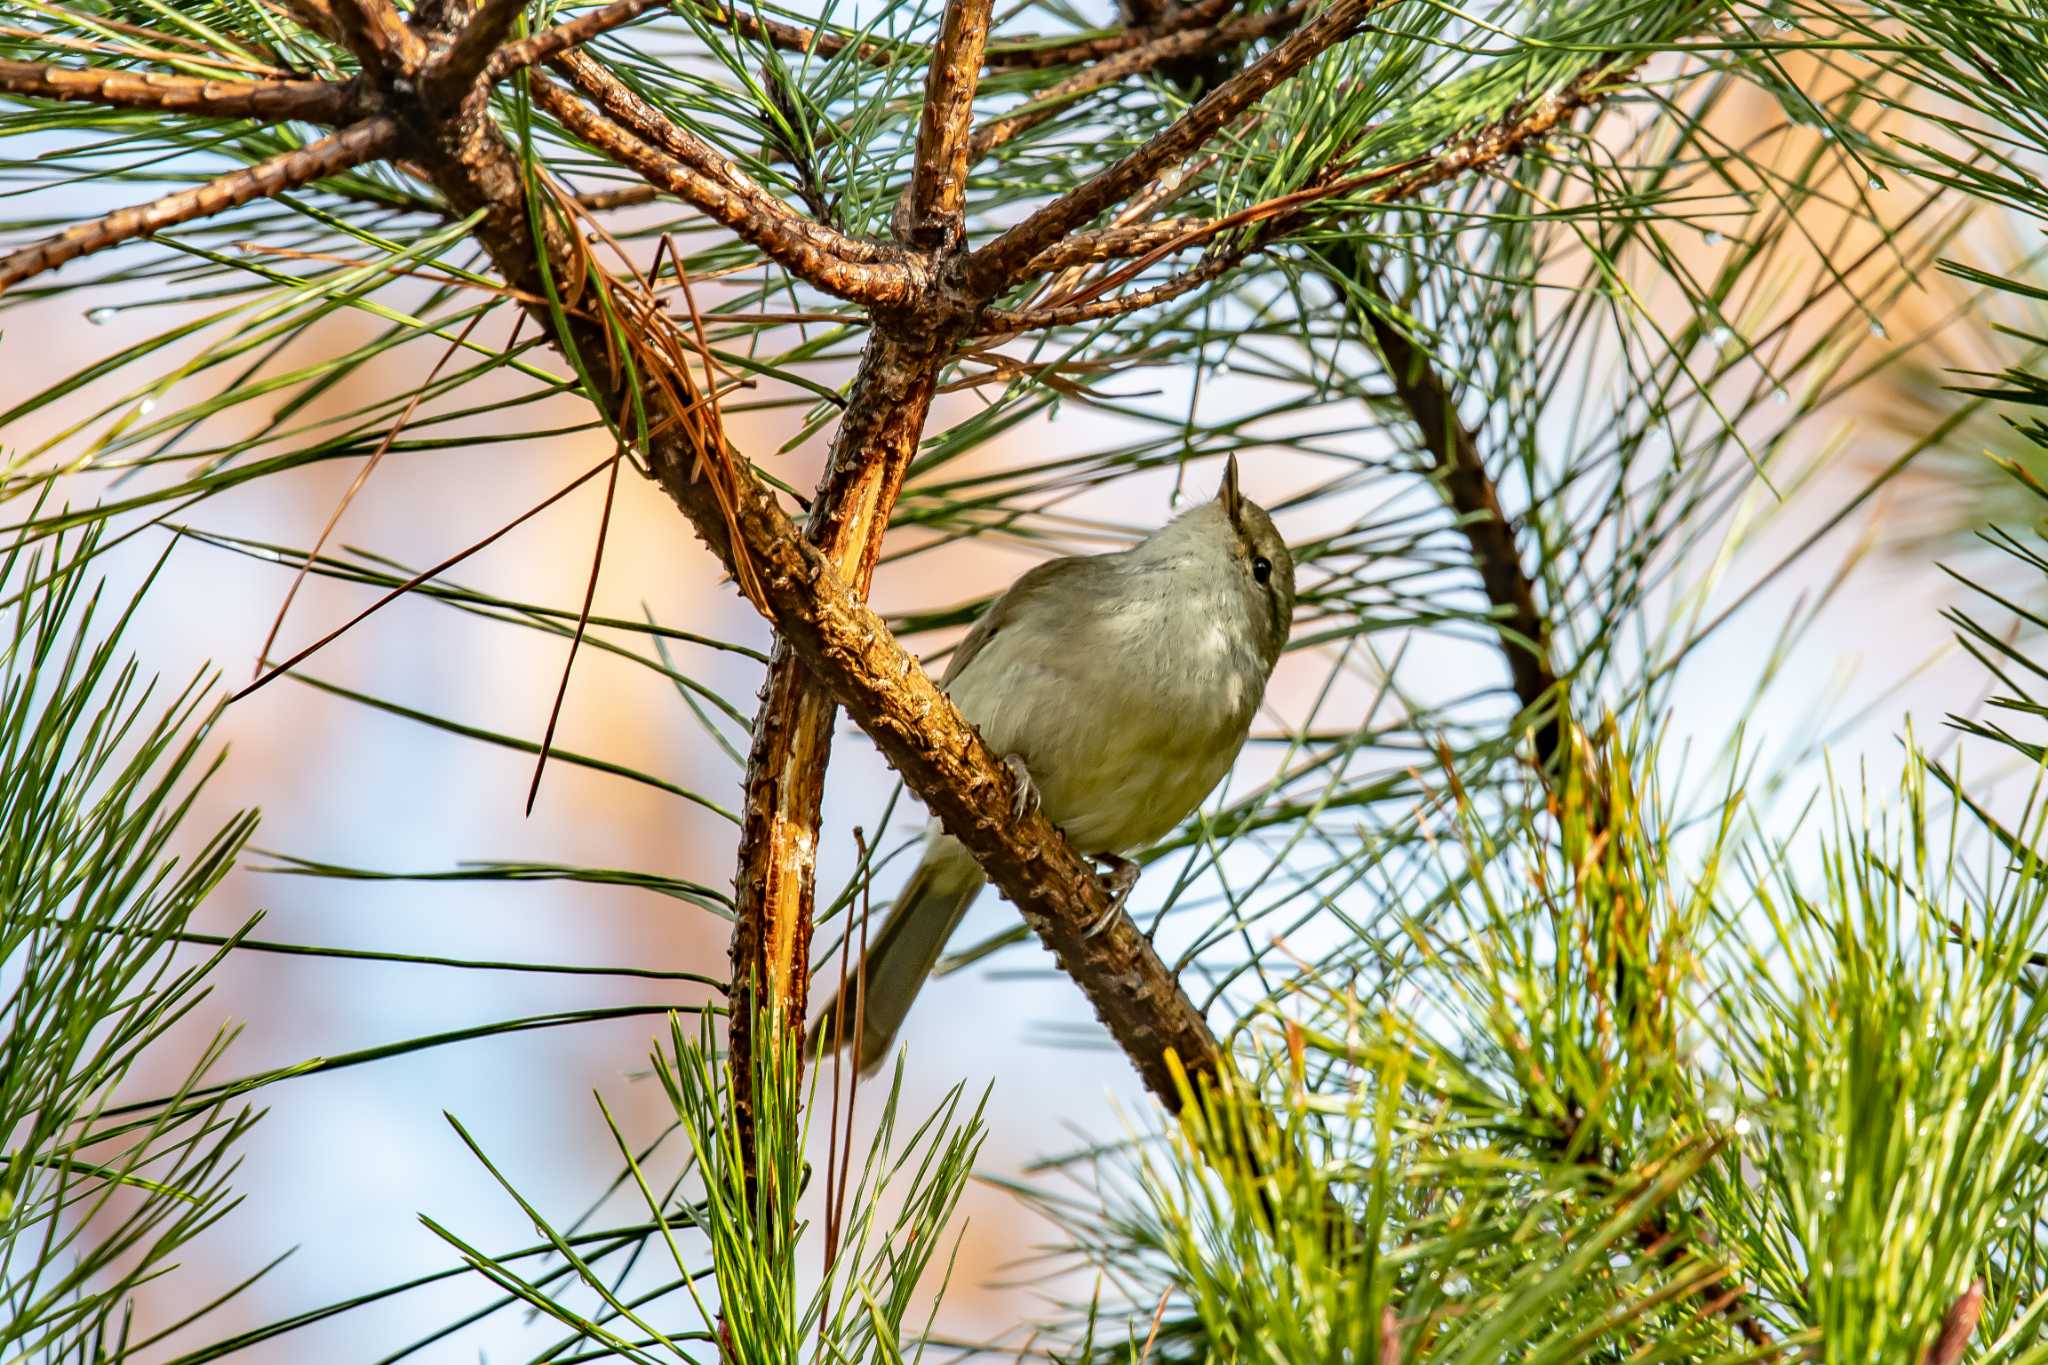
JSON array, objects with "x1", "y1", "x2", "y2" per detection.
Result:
[{"x1": 939, "y1": 553, "x2": 1101, "y2": 688}]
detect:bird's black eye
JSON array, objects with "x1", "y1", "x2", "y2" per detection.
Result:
[{"x1": 1251, "y1": 555, "x2": 1272, "y2": 586}]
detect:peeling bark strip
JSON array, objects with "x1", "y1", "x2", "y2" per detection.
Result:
[
  {"x1": 0, "y1": 59, "x2": 363, "y2": 123},
  {"x1": 0, "y1": 117, "x2": 398, "y2": 294}
]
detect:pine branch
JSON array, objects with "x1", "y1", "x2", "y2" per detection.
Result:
[
  {"x1": 529, "y1": 65, "x2": 920, "y2": 307},
  {"x1": 329, "y1": 0, "x2": 426, "y2": 75},
  {"x1": 0, "y1": 117, "x2": 398, "y2": 294},
  {"x1": 404, "y1": 66, "x2": 1230, "y2": 1115},
  {"x1": 573, "y1": 184, "x2": 658, "y2": 210},
  {"x1": 0, "y1": 0, "x2": 1715, "y2": 1136},
  {"x1": 426, "y1": 0, "x2": 529, "y2": 101},
  {"x1": 487, "y1": 0, "x2": 676, "y2": 79},
  {"x1": 548, "y1": 51, "x2": 898, "y2": 266},
  {"x1": 0, "y1": 58, "x2": 364, "y2": 122},
  {"x1": 274, "y1": 0, "x2": 352, "y2": 48},
  {"x1": 966, "y1": 0, "x2": 1311, "y2": 161},
  {"x1": 681, "y1": 0, "x2": 901, "y2": 66},
  {"x1": 895, "y1": 0, "x2": 995, "y2": 248},
  {"x1": 730, "y1": 0, "x2": 993, "y2": 1163},
  {"x1": 1328, "y1": 245, "x2": 1562, "y2": 768},
  {"x1": 962, "y1": 0, "x2": 1388, "y2": 294},
  {"x1": 982, "y1": 250, "x2": 1230, "y2": 329},
  {"x1": 982, "y1": 0, "x2": 1238, "y2": 70},
  {"x1": 1022, "y1": 217, "x2": 1202, "y2": 272}
]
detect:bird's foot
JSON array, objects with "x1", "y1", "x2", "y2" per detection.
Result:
[
  {"x1": 1084, "y1": 854, "x2": 1140, "y2": 938},
  {"x1": 1002, "y1": 753, "x2": 1041, "y2": 823}
]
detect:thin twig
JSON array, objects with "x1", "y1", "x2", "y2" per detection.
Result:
[
  {"x1": 229, "y1": 452, "x2": 620, "y2": 705},
  {"x1": 488, "y1": 0, "x2": 674, "y2": 79},
  {"x1": 984, "y1": 53, "x2": 1636, "y2": 330},
  {"x1": 0, "y1": 116, "x2": 397, "y2": 294},
  {"x1": 981, "y1": 0, "x2": 1238, "y2": 70},
  {"x1": 967, "y1": 0, "x2": 1310, "y2": 160},
  {"x1": 526, "y1": 445, "x2": 625, "y2": 815},
  {"x1": 533, "y1": 61, "x2": 918, "y2": 306},
  {"x1": 255, "y1": 307, "x2": 492, "y2": 683},
  {"x1": 963, "y1": 0, "x2": 1389, "y2": 293}
]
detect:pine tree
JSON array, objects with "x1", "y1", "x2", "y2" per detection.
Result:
[{"x1": 4, "y1": 0, "x2": 2048, "y2": 1358}]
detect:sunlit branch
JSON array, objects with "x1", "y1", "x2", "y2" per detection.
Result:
[
  {"x1": 0, "y1": 57, "x2": 364, "y2": 122},
  {"x1": 529, "y1": 66, "x2": 920, "y2": 308},
  {"x1": 0, "y1": 116, "x2": 398, "y2": 295},
  {"x1": 963, "y1": 0, "x2": 1390, "y2": 294}
]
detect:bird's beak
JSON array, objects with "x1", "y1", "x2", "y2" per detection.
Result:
[{"x1": 1218, "y1": 452, "x2": 1244, "y2": 529}]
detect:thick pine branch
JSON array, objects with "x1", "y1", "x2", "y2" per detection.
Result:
[
  {"x1": 731, "y1": 0, "x2": 993, "y2": 1155},
  {"x1": 0, "y1": 117, "x2": 398, "y2": 294},
  {"x1": 395, "y1": 62, "x2": 1232, "y2": 1111},
  {"x1": 330, "y1": 0, "x2": 426, "y2": 75},
  {"x1": 426, "y1": 0, "x2": 529, "y2": 101},
  {"x1": 547, "y1": 50, "x2": 900, "y2": 270},
  {"x1": 0, "y1": 0, "x2": 1695, "y2": 1135},
  {"x1": 488, "y1": 0, "x2": 676, "y2": 78},
  {"x1": 0, "y1": 58, "x2": 363, "y2": 122}
]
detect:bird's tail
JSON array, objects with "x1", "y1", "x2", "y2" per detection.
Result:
[{"x1": 809, "y1": 842, "x2": 983, "y2": 1076}]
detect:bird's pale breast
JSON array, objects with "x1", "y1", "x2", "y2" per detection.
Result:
[{"x1": 942, "y1": 570, "x2": 1259, "y2": 856}]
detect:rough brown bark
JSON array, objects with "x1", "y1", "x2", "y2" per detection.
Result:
[
  {"x1": 387, "y1": 45, "x2": 1230, "y2": 1104},
  {"x1": 330, "y1": 0, "x2": 426, "y2": 76},
  {"x1": 728, "y1": 0, "x2": 991, "y2": 1158},
  {"x1": 963, "y1": 0, "x2": 1387, "y2": 294},
  {"x1": 487, "y1": 0, "x2": 675, "y2": 78},
  {"x1": 967, "y1": 0, "x2": 1310, "y2": 161},
  {"x1": 1022, "y1": 218, "x2": 1203, "y2": 273},
  {"x1": 983, "y1": 0, "x2": 1238, "y2": 70},
  {"x1": 0, "y1": 117, "x2": 397, "y2": 294},
  {"x1": 422, "y1": 0, "x2": 528, "y2": 104},
  {"x1": 534, "y1": 59, "x2": 920, "y2": 306},
  {"x1": 0, "y1": 58, "x2": 363, "y2": 122},
  {"x1": 895, "y1": 0, "x2": 994, "y2": 248},
  {"x1": 0, "y1": 0, "x2": 1657, "y2": 1124},
  {"x1": 725, "y1": 330, "x2": 955, "y2": 1145}
]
